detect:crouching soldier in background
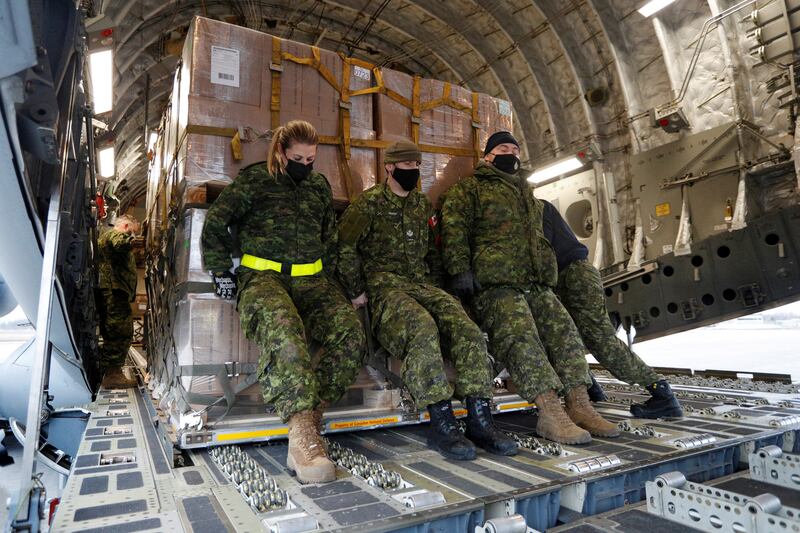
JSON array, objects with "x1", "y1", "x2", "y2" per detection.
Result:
[
  {"x1": 542, "y1": 201, "x2": 683, "y2": 418},
  {"x1": 97, "y1": 214, "x2": 140, "y2": 389},
  {"x1": 337, "y1": 140, "x2": 517, "y2": 460},
  {"x1": 202, "y1": 120, "x2": 365, "y2": 484},
  {"x1": 441, "y1": 131, "x2": 619, "y2": 445}
]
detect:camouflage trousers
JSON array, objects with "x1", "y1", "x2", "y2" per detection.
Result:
[
  {"x1": 237, "y1": 270, "x2": 365, "y2": 422},
  {"x1": 473, "y1": 284, "x2": 591, "y2": 400},
  {"x1": 557, "y1": 260, "x2": 659, "y2": 387},
  {"x1": 369, "y1": 273, "x2": 493, "y2": 407},
  {"x1": 97, "y1": 288, "x2": 133, "y2": 370}
]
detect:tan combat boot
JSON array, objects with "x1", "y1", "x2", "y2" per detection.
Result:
[
  {"x1": 565, "y1": 386, "x2": 621, "y2": 438},
  {"x1": 287, "y1": 410, "x2": 336, "y2": 484},
  {"x1": 101, "y1": 367, "x2": 137, "y2": 389},
  {"x1": 534, "y1": 390, "x2": 592, "y2": 444}
]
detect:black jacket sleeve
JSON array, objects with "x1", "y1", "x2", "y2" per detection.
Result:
[{"x1": 542, "y1": 200, "x2": 589, "y2": 272}]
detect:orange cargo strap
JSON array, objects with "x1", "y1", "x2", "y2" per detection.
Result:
[
  {"x1": 419, "y1": 81, "x2": 473, "y2": 114},
  {"x1": 411, "y1": 75, "x2": 421, "y2": 145},
  {"x1": 418, "y1": 144, "x2": 476, "y2": 158},
  {"x1": 183, "y1": 124, "x2": 241, "y2": 162},
  {"x1": 350, "y1": 68, "x2": 412, "y2": 108},
  {"x1": 317, "y1": 135, "x2": 341, "y2": 146},
  {"x1": 231, "y1": 130, "x2": 243, "y2": 161},
  {"x1": 270, "y1": 36, "x2": 282, "y2": 130},
  {"x1": 184, "y1": 125, "x2": 237, "y2": 137},
  {"x1": 471, "y1": 91, "x2": 482, "y2": 166},
  {"x1": 318, "y1": 136, "x2": 474, "y2": 157},
  {"x1": 339, "y1": 57, "x2": 353, "y2": 200},
  {"x1": 282, "y1": 46, "x2": 341, "y2": 92},
  {"x1": 340, "y1": 58, "x2": 352, "y2": 161}
]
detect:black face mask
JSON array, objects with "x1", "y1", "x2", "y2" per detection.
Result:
[
  {"x1": 492, "y1": 154, "x2": 520, "y2": 175},
  {"x1": 391, "y1": 167, "x2": 420, "y2": 191},
  {"x1": 286, "y1": 159, "x2": 313, "y2": 181}
]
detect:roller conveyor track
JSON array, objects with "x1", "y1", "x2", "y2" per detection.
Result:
[{"x1": 51, "y1": 380, "x2": 800, "y2": 532}]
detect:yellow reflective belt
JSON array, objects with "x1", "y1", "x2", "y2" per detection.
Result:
[{"x1": 240, "y1": 254, "x2": 323, "y2": 276}]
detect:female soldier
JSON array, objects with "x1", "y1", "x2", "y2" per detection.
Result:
[{"x1": 202, "y1": 120, "x2": 365, "y2": 483}]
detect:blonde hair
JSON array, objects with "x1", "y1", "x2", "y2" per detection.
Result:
[{"x1": 267, "y1": 120, "x2": 319, "y2": 176}]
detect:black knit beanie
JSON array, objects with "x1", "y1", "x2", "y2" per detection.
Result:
[{"x1": 483, "y1": 131, "x2": 519, "y2": 155}]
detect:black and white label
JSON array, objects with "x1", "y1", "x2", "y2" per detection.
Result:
[
  {"x1": 211, "y1": 46, "x2": 240, "y2": 88},
  {"x1": 353, "y1": 65, "x2": 371, "y2": 81},
  {"x1": 498, "y1": 99, "x2": 512, "y2": 117}
]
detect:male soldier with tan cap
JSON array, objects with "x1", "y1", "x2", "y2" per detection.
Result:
[{"x1": 337, "y1": 140, "x2": 517, "y2": 460}]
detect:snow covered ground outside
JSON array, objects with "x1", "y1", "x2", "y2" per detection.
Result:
[
  {"x1": 595, "y1": 301, "x2": 800, "y2": 382},
  {"x1": 594, "y1": 326, "x2": 800, "y2": 381}
]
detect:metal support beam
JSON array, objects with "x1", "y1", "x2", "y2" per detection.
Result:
[{"x1": 16, "y1": 179, "x2": 62, "y2": 524}]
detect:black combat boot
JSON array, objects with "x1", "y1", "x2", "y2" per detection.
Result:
[
  {"x1": 464, "y1": 397, "x2": 518, "y2": 456},
  {"x1": 427, "y1": 400, "x2": 476, "y2": 461},
  {"x1": 630, "y1": 380, "x2": 683, "y2": 419},
  {"x1": 587, "y1": 373, "x2": 608, "y2": 402}
]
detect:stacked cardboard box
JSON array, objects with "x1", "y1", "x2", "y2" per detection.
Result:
[
  {"x1": 375, "y1": 70, "x2": 513, "y2": 207},
  {"x1": 144, "y1": 16, "x2": 515, "y2": 430}
]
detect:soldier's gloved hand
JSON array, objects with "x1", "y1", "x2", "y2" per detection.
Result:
[
  {"x1": 211, "y1": 271, "x2": 237, "y2": 299},
  {"x1": 449, "y1": 270, "x2": 481, "y2": 300}
]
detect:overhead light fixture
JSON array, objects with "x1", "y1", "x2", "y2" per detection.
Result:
[
  {"x1": 638, "y1": 0, "x2": 678, "y2": 17},
  {"x1": 97, "y1": 145, "x2": 115, "y2": 178},
  {"x1": 528, "y1": 156, "x2": 584, "y2": 184},
  {"x1": 89, "y1": 49, "x2": 114, "y2": 114}
]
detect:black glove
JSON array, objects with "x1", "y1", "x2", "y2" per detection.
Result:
[
  {"x1": 212, "y1": 271, "x2": 237, "y2": 299},
  {"x1": 448, "y1": 270, "x2": 481, "y2": 300}
]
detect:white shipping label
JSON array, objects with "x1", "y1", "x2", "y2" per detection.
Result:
[
  {"x1": 353, "y1": 65, "x2": 371, "y2": 81},
  {"x1": 498, "y1": 100, "x2": 512, "y2": 116},
  {"x1": 211, "y1": 46, "x2": 240, "y2": 88}
]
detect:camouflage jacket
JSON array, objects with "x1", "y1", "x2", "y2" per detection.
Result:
[
  {"x1": 201, "y1": 162, "x2": 337, "y2": 279},
  {"x1": 441, "y1": 162, "x2": 558, "y2": 289},
  {"x1": 97, "y1": 229, "x2": 137, "y2": 296},
  {"x1": 337, "y1": 183, "x2": 443, "y2": 298}
]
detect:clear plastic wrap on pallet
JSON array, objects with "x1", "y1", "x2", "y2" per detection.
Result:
[
  {"x1": 172, "y1": 293, "x2": 263, "y2": 407},
  {"x1": 165, "y1": 291, "x2": 389, "y2": 418},
  {"x1": 423, "y1": 154, "x2": 476, "y2": 209},
  {"x1": 476, "y1": 92, "x2": 515, "y2": 147},
  {"x1": 419, "y1": 78, "x2": 474, "y2": 150},
  {"x1": 173, "y1": 208, "x2": 209, "y2": 284}
]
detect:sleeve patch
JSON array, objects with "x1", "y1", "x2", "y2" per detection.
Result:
[{"x1": 338, "y1": 209, "x2": 371, "y2": 246}]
